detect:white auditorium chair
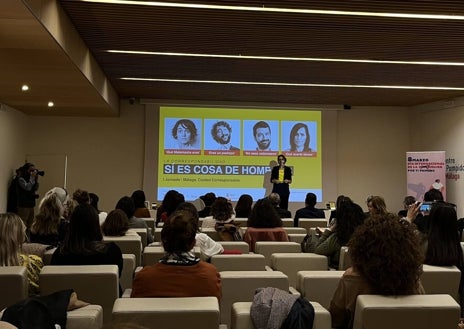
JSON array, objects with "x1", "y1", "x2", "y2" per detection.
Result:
[
  {"x1": 219, "y1": 270, "x2": 290, "y2": 327},
  {"x1": 353, "y1": 294, "x2": 460, "y2": 329},
  {"x1": 254, "y1": 241, "x2": 301, "y2": 267},
  {"x1": 103, "y1": 234, "x2": 142, "y2": 266},
  {"x1": 40, "y1": 265, "x2": 119, "y2": 323},
  {"x1": 420, "y1": 264, "x2": 461, "y2": 301},
  {"x1": 210, "y1": 254, "x2": 266, "y2": 271},
  {"x1": 112, "y1": 297, "x2": 221, "y2": 329},
  {"x1": 270, "y1": 253, "x2": 328, "y2": 287},
  {"x1": 0, "y1": 266, "x2": 28, "y2": 310},
  {"x1": 296, "y1": 270, "x2": 344, "y2": 309}
]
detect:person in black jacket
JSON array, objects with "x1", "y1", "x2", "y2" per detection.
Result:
[
  {"x1": 16, "y1": 163, "x2": 40, "y2": 230},
  {"x1": 270, "y1": 154, "x2": 292, "y2": 210}
]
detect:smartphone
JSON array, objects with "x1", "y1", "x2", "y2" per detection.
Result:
[{"x1": 420, "y1": 202, "x2": 433, "y2": 212}]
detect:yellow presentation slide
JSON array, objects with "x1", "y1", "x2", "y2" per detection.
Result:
[{"x1": 157, "y1": 106, "x2": 321, "y2": 201}]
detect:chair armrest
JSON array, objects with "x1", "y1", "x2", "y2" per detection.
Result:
[
  {"x1": 265, "y1": 265, "x2": 273, "y2": 271},
  {"x1": 289, "y1": 286, "x2": 301, "y2": 297},
  {"x1": 122, "y1": 289, "x2": 132, "y2": 298}
]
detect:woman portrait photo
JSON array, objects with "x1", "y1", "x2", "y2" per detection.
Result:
[
  {"x1": 166, "y1": 118, "x2": 201, "y2": 150},
  {"x1": 287, "y1": 122, "x2": 313, "y2": 152}
]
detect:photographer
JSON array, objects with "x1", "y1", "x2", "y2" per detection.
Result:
[{"x1": 16, "y1": 163, "x2": 42, "y2": 230}]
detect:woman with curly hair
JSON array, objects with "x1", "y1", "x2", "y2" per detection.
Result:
[
  {"x1": 314, "y1": 200, "x2": 365, "y2": 269},
  {"x1": 329, "y1": 213, "x2": 424, "y2": 329},
  {"x1": 201, "y1": 197, "x2": 235, "y2": 229}
]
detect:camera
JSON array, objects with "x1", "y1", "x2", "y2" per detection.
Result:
[{"x1": 35, "y1": 170, "x2": 45, "y2": 176}]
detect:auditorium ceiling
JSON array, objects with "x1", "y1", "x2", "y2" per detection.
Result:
[{"x1": 2, "y1": 0, "x2": 464, "y2": 116}]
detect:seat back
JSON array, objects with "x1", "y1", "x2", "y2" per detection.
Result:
[
  {"x1": 40, "y1": 265, "x2": 119, "y2": 323},
  {"x1": 218, "y1": 241, "x2": 250, "y2": 254},
  {"x1": 67, "y1": 305, "x2": 103, "y2": 329},
  {"x1": 43, "y1": 248, "x2": 57, "y2": 265},
  {"x1": 298, "y1": 218, "x2": 328, "y2": 233},
  {"x1": 210, "y1": 254, "x2": 266, "y2": 271},
  {"x1": 202, "y1": 228, "x2": 221, "y2": 241},
  {"x1": 120, "y1": 254, "x2": 136, "y2": 292},
  {"x1": 338, "y1": 246, "x2": 351, "y2": 270},
  {"x1": 271, "y1": 253, "x2": 328, "y2": 287},
  {"x1": 143, "y1": 246, "x2": 200, "y2": 266},
  {"x1": 0, "y1": 266, "x2": 28, "y2": 310},
  {"x1": 353, "y1": 294, "x2": 460, "y2": 329},
  {"x1": 296, "y1": 270, "x2": 344, "y2": 309},
  {"x1": 112, "y1": 297, "x2": 219, "y2": 329},
  {"x1": 283, "y1": 227, "x2": 307, "y2": 234},
  {"x1": 420, "y1": 264, "x2": 461, "y2": 301},
  {"x1": 288, "y1": 233, "x2": 306, "y2": 244},
  {"x1": 281, "y1": 218, "x2": 294, "y2": 227},
  {"x1": 254, "y1": 241, "x2": 301, "y2": 266},
  {"x1": 103, "y1": 235, "x2": 142, "y2": 266},
  {"x1": 141, "y1": 217, "x2": 155, "y2": 234},
  {"x1": 220, "y1": 270, "x2": 289, "y2": 327},
  {"x1": 154, "y1": 227, "x2": 162, "y2": 244},
  {"x1": 231, "y1": 301, "x2": 331, "y2": 329},
  {"x1": 131, "y1": 228, "x2": 148, "y2": 249}
]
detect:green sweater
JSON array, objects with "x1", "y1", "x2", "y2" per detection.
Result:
[{"x1": 314, "y1": 230, "x2": 341, "y2": 269}]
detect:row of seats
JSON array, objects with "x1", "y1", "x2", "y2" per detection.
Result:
[{"x1": 0, "y1": 261, "x2": 461, "y2": 328}]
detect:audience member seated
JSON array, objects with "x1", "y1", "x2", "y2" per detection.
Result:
[
  {"x1": 314, "y1": 199, "x2": 365, "y2": 269},
  {"x1": 412, "y1": 189, "x2": 444, "y2": 234},
  {"x1": 398, "y1": 195, "x2": 416, "y2": 218},
  {"x1": 155, "y1": 190, "x2": 185, "y2": 225},
  {"x1": 89, "y1": 192, "x2": 107, "y2": 225},
  {"x1": 198, "y1": 192, "x2": 216, "y2": 218},
  {"x1": 0, "y1": 213, "x2": 43, "y2": 296},
  {"x1": 329, "y1": 213, "x2": 424, "y2": 329},
  {"x1": 268, "y1": 193, "x2": 291, "y2": 218},
  {"x1": 30, "y1": 187, "x2": 68, "y2": 247},
  {"x1": 243, "y1": 198, "x2": 288, "y2": 252},
  {"x1": 422, "y1": 202, "x2": 464, "y2": 315},
  {"x1": 50, "y1": 204, "x2": 123, "y2": 292},
  {"x1": 102, "y1": 209, "x2": 139, "y2": 237},
  {"x1": 234, "y1": 194, "x2": 253, "y2": 218},
  {"x1": 294, "y1": 192, "x2": 325, "y2": 227},
  {"x1": 131, "y1": 210, "x2": 221, "y2": 300},
  {"x1": 116, "y1": 196, "x2": 154, "y2": 244},
  {"x1": 202, "y1": 197, "x2": 235, "y2": 229},
  {"x1": 176, "y1": 202, "x2": 224, "y2": 259},
  {"x1": 366, "y1": 195, "x2": 388, "y2": 217},
  {"x1": 328, "y1": 195, "x2": 352, "y2": 223},
  {"x1": 131, "y1": 190, "x2": 151, "y2": 218}
]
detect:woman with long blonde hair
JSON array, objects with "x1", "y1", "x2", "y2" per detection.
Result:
[
  {"x1": 30, "y1": 187, "x2": 68, "y2": 246},
  {"x1": 0, "y1": 213, "x2": 43, "y2": 295}
]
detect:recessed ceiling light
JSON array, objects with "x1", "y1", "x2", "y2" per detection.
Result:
[
  {"x1": 120, "y1": 77, "x2": 464, "y2": 91},
  {"x1": 107, "y1": 50, "x2": 464, "y2": 67},
  {"x1": 81, "y1": 0, "x2": 464, "y2": 21},
  {"x1": 21, "y1": 85, "x2": 29, "y2": 91},
  {"x1": 48, "y1": 101, "x2": 55, "y2": 107}
]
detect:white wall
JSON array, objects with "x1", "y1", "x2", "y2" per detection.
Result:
[
  {"x1": 411, "y1": 98, "x2": 464, "y2": 217},
  {"x1": 1, "y1": 100, "x2": 428, "y2": 215},
  {"x1": 25, "y1": 100, "x2": 146, "y2": 212}
]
